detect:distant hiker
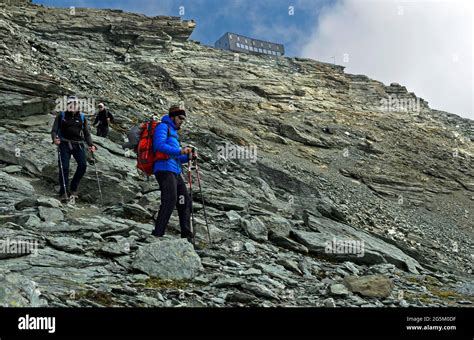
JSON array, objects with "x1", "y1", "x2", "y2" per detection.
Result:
[
  {"x1": 152, "y1": 105, "x2": 194, "y2": 241},
  {"x1": 93, "y1": 103, "x2": 114, "y2": 138},
  {"x1": 51, "y1": 96, "x2": 97, "y2": 201}
]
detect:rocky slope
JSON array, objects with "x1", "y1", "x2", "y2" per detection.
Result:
[{"x1": 0, "y1": 1, "x2": 472, "y2": 307}]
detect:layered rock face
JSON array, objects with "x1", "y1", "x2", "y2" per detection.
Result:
[{"x1": 0, "y1": 1, "x2": 473, "y2": 307}]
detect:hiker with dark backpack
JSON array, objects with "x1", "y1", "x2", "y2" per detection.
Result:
[
  {"x1": 150, "y1": 105, "x2": 194, "y2": 241},
  {"x1": 93, "y1": 102, "x2": 114, "y2": 138},
  {"x1": 51, "y1": 96, "x2": 97, "y2": 201}
]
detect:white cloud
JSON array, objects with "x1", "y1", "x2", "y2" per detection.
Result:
[{"x1": 301, "y1": 0, "x2": 473, "y2": 119}]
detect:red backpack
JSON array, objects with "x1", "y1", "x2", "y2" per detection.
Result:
[{"x1": 137, "y1": 119, "x2": 170, "y2": 176}]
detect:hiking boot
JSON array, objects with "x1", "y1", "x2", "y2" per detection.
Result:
[
  {"x1": 59, "y1": 193, "x2": 69, "y2": 202},
  {"x1": 70, "y1": 191, "x2": 79, "y2": 199},
  {"x1": 151, "y1": 231, "x2": 161, "y2": 238}
]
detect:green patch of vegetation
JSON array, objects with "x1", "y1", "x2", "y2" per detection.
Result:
[
  {"x1": 75, "y1": 290, "x2": 116, "y2": 306},
  {"x1": 405, "y1": 275, "x2": 441, "y2": 287},
  {"x1": 404, "y1": 285, "x2": 474, "y2": 305},
  {"x1": 429, "y1": 288, "x2": 466, "y2": 300}
]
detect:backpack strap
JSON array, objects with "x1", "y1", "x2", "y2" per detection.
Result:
[
  {"x1": 56, "y1": 112, "x2": 64, "y2": 138},
  {"x1": 57, "y1": 111, "x2": 86, "y2": 139},
  {"x1": 59, "y1": 111, "x2": 84, "y2": 124}
]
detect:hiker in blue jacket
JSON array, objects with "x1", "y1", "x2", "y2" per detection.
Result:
[{"x1": 152, "y1": 105, "x2": 194, "y2": 241}]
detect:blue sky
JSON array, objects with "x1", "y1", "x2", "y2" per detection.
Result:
[{"x1": 33, "y1": 0, "x2": 333, "y2": 57}]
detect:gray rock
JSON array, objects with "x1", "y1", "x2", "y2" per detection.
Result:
[
  {"x1": 37, "y1": 197, "x2": 62, "y2": 208},
  {"x1": 255, "y1": 263, "x2": 293, "y2": 282},
  {"x1": 239, "y1": 268, "x2": 262, "y2": 276},
  {"x1": 330, "y1": 283, "x2": 350, "y2": 296},
  {"x1": 323, "y1": 297, "x2": 336, "y2": 307},
  {"x1": 212, "y1": 276, "x2": 244, "y2": 288},
  {"x1": 0, "y1": 271, "x2": 46, "y2": 307},
  {"x1": 344, "y1": 275, "x2": 394, "y2": 298},
  {"x1": 244, "y1": 241, "x2": 256, "y2": 254},
  {"x1": 225, "y1": 259, "x2": 242, "y2": 267},
  {"x1": 260, "y1": 214, "x2": 292, "y2": 238},
  {"x1": 342, "y1": 261, "x2": 361, "y2": 275},
  {"x1": 22, "y1": 214, "x2": 42, "y2": 229},
  {"x1": 279, "y1": 124, "x2": 328, "y2": 147},
  {"x1": 225, "y1": 210, "x2": 241, "y2": 224},
  {"x1": 399, "y1": 299, "x2": 409, "y2": 307},
  {"x1": 2, "y1": 165, "x2": 23, "y2": 174},
  {"x1": 131, "y1": 239, "x2": 202, "y2": 279},
  {"x1": 298, "y1": 257, "x2": 318, "y2": 277},
  {"x1": 240, "y1": 216, "x2": 268, "y2": 242},
  {"x1": 122, "y1": 203, "x2": 153, "y2": 222},
  {"x1": 209, "y1": 297, "x2": 226, "y2": 304},
  {"x1": 276, "y1": 258, "x2": 303, "y2": 275},
  {"x1": 348, "y1": 294, "x2": 368, "y2": 306},
  {"x1": 14, "y1": 198, "x2": 38, "y2": 210},
  {"x1": 291, "y1": 216, "x2": 422, "y2": 273},
  {"x1": 226, "y1": 291, "x2": 256, "y2": 303},
  {"x1": 315, "y1": 198, "x2": 347, "y2": 223},
  {"x1": 260, "y1": 275, "x2": 286, "y2": 290},
  {"x1": 204, "y1": 196, "x2": 248, "y2": 211},
  {"x1": 454, "y1": 282, "x2": 474, "y2": 297},
  {"x1": 98, "y1": 241, "x2": 131, "y2": 257},
  {"x1": 0, "y1": 171, "x2": 35, "y2": 213},
  {"x1": 38, "y1": 206, "x2": 64, "y2": 222},
  {"x1": 38, "y1": 222, "x2": 99, "y2": 233},
  {"x1": 46, "y1": 237, "x2": 84, "y2": 253},
  {"x1": 242, "y1": 282, "x2": 279, "y2": 300},
  {"x1": 76, "y1": 173, "x2": 140, "y2": 206},
  {"x1": 193, "y1": 275, "x2": 211, "y2": 284},
  {"x1": 194, "y1": 221, "x2": 225, "y2": 244},
  {"x1": 269, "y1": 233, "x2": 309, "y2": 254}
]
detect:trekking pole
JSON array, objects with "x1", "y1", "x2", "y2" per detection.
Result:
[
  {"x1": 187, "y1": 159, "x2": 196, "y2": 246},
  {"x1": 57, "y1": 146, "x2": 69, "y2": 202},
  {"x1": 193, "y1": 150, "x2": 212, "y2": 245},
  {"x1": 91, "y1": 151, "x2": 104, "y2": 206}
]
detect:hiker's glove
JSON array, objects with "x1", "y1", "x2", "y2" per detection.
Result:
[{"x1": 181, "y1": 147, "x2": 193, "y2": 155}]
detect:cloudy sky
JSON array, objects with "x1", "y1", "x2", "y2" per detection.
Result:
[{"x1": 34, "y1": 0, "x2": 473, "y2": 120}]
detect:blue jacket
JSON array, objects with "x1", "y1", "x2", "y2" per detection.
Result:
[{"x1": 153, "y1": 115, "x2": 189, "y2": 175}]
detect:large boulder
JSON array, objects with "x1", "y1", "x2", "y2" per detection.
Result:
[
  {"x1": 291, "y1": 216, "x2": 422, "y2": 273},
  {"x1": 0, "y1": 271, "x2": 46, "y2": 307},
  {"x1": 259, "y1": 214, "x2": 292, "y2": 238},
  {"x1": 344, "y1": 275, "x2": 394, "y2": 298},
  {"x1": 38, "y1": 206, "x2": 64, "y2": 222},
  {"x1": 0, "y1": 171, "x2": 35, "y2": 213},
  {"x1": 131, "y1": 239, "x2": 202, "y2": 279},
  {"x1": 240, "y1": 216, "x2": 268, "y2": 242}
]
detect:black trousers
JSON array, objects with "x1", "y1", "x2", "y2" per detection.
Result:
[
  {"x1": 96, "y1": 125, "x2": 109, "y2": 137},
  {"x1": 153, "y1": 171, "x2": 192, "y2": 238},
  {"x1": 58, "y1": 142, "x2": 87, "y2": 195}
]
